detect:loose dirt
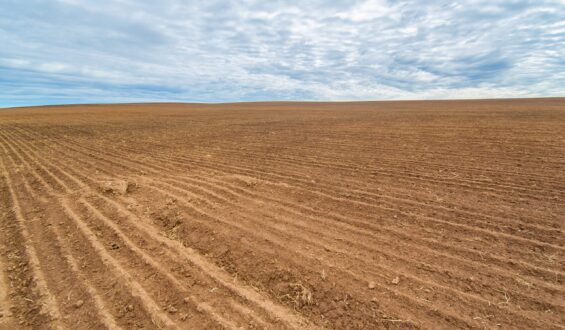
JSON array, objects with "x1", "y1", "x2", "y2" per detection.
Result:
[{"x1": 0, "y1": 99, "x2": 563, "y2": 329}]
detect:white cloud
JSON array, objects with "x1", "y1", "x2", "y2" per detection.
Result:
[
  {"x1": 0, "y1": 0, "x2": 564, "y2": 106},
  {"x1": 37, "y1": 62, "x2": 71, "y2": 73},
  {"x1": 0, "y1": 58, "x2": 30, "y2": 68},
  {"x1": 335, "y1": 0, "x2": 395, "y2": 22}
]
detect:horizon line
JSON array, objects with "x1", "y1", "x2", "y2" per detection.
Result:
[{"x1": 2, "y1": 96, "x2": 564, "y2": 110}]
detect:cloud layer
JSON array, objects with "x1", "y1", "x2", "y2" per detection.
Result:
[{"x1": 1, "y1": 0, "x2": 564, "y2": 106}]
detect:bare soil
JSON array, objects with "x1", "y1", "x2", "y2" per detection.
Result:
[{"x1": 0, "y1": 99, "x2": 563, "y2": 329}]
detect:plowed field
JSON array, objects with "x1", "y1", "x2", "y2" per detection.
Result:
[{"x1": 0, "y1": 99, "x2": 563, "y2": 329}]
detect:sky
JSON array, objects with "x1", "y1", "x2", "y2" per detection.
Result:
[{"x1": 0, "y1": 0, "x2": 564, "y2": 107}]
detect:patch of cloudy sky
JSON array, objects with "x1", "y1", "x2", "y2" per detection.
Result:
[{"x1": 0, "y1": 0, "x2": 563, "y2": 106}]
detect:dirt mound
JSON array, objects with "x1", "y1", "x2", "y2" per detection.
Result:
[{"x1": 101, "y1": 179, "x2": 132, "y2": 195}]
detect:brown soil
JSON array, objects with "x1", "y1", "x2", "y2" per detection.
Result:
[{"x1": 0, "y1": 98, "x2": 563, "y2": 329}]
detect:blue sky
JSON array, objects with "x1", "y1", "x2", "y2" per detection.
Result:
[{"x1": 0, "y1": 0, "x2": 564, "y2": 107}]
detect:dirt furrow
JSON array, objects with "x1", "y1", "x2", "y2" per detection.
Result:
[
  {"x1": 0, "y1": 129, "x2": 270, "y2": 328},
  {"x1": 78, "y1": 197, "x2": 262, "y2": 329},
  {"x1": 51, "y1": 129, "x2": 565, "y2": 215},
  {"x1": 1, "y1": 132, "x2": 176, "y2": 329},
  {"x1": 143, "y1": 181, "x2": 493, "y2": 328},
  {"x1": 2, "y1": 126, "x2": 401, "y2": 328},
  {"x1": 1, "y1": 130, "x2": 188, "y2": 329},
  {"x1": 59, "y1": 131, "x2": 558, "y2": 243},
  {"x1": 40, "y1": 199, "x2": 123, "y2": 329},
  {"x1": 145, "y1": 177, "x2": 563, "y2": 328},
  {"x1": 15, "y1": 125, "x2": 562, "y2": 237},
  {"x1": 10, "y1": 126, "x2": 562, "y2": 287},
  {"x1": 0, "y1": 146, "x2": 64, "y2": 329},
  {"x1": 60, "y1": 198, "x2": 178, "y2": 328},
  {"x1": 184, "y1": 173, "x2": 564, "y2": 291},
  {"x1": 84, "y1": 195, "x2": 317, "y2": 329},
  {"x1": 2, "y1": 126, "x2": 317, "y2": 329},
  {"x1": 1, "y1": 100, "x2": 563, "y2": 329},
  {"x1": 158, "y1": 175, "x2": 565, "y2": 305},
  {"x1": 21, "y1": 128, "x2": 563, "y2": 268},
  {"x1": 11, "y1": 124, "x2": 560, "y2": 324},
  {"x1": 200, "y1": 144, "x2": 564, "y2": 197},
  {"x1": 86, "y1": 141, "x2": 559, "y2": 274},
  {"x1": 168, "y1": 150, "x2": 562, "y2": 235},
  {"x1": 113, "y1": 135, "x2": 563, "y2": 200}
]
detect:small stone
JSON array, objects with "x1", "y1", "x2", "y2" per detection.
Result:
[
  {"x1": 74, "y1": 300, "x2": 84, "y2": 308},
  {"x1": 167, "y1": 306, "x2": 177, "y2": 314},
  {"x1": 368, "y1": 281, "x2": 376, "y2": 289},
  {"x1": 183, "y1": 297, "x2": 190, "y2": 304},
  {"x1": 125, "y1": 304, "x2": 134, "y2": 312},
  {"x1": 196, "y1": 303, "x2": 205, "y2": 313},
  {"x1": 391, "y1": 276, "x2": 400, "y2": 285}
]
